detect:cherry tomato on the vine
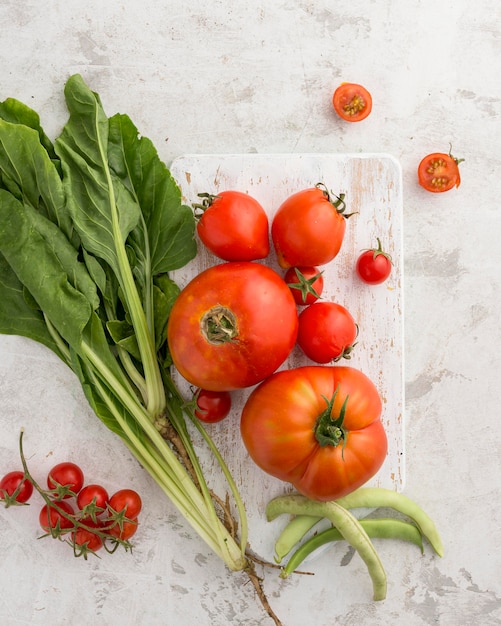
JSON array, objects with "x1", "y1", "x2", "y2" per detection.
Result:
[
  {"x1": 77, "y1": 484, "x2": 109, "y2": 514},
  {"x1": 194, "y1": 190, "x2": 270, "y2": 261},
  {"x1": 271, "y1": 185, "x2": 351, "y2": 269},
  {"x1": 106, "y1": 517, "x2": 139, "y2": 541},
  {"x1": 72, "y1": 519, "x2": 104, "y2": 552},
  {"x1": 418, "y1": 151, "x2": 463, "y2": 192},
  {"x1": 356, "y1": 238, "x2": 393, "y2": 285},
  {"x1": 284, "y1": 266, "x2": 324, "y2": 306},
  {"x1": 332, "y1": 83, "x2": 372, "y2": 122},
  {"x1": 39, "y1": 500, "x2": 75, "y2": 533},
  {"x1": 0, "y1": 470, "x2": 33, "y2": 504},
  {"x1": 167, "y1": 262, "x2": 298, "y2": 391},
  {"x1": 108, "y1": 489, "x2": 142, "y2": 519},
  {"x1": 194, "y1": 388, "x2": 232, "y2": 423},
  {"x1": 47, "y1": 462, "x2": 84, "y2": 498},
  {"x1": 297, "y1": 302, "x2": 358, "y2": 364}
]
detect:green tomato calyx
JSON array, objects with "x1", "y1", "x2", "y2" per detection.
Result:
[{"x1": 314, "y1": 387, "x2": 349, "y2": 454}]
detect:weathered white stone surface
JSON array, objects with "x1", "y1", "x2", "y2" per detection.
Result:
[{"x1": 1, "y1": 1, "x2": 500, "y2": 624}]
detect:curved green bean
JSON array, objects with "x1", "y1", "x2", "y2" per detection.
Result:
[
  {"x1": 266, "y1": 494, "x2": 387, "y2": 601},
  {"x1": 336, "y1": 488, "x2": 444, "y2": 557},
  {"x1": 274, "y1": 514, "x2": 323, "y2": 563},
  {"x1": 281, "y1": 518, "x2": 424, "y2": 579}
]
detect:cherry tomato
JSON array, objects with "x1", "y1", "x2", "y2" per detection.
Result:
[
  {"x1": 356, "y1": 238, "x2": 393, "y2": 285},
  {"x1": 108, "y1": 489, "x2": 142, "y2": 519},
  {"x1": 418, "y1": 151, "x2": 463, "y2": 192},
  {"x1": 241, "y1": 365, "x2": 387, "y2": 501},
  {"x1": 271, "y1": 185, "x2": 350, "y2": 269},
  {"x1": 167, "y1": 262, "x2": 298, "y2": 391},
  {"x1": 284, "y1": 266, "x2": 324, "y2": 306},
  {"x1": 47, "y1": 462, "x2": 84, "y2": 498},
  {"x1": 194, "y1": 388, "x2": 232, "y2": 423},
  {"x1": 77, "y1": 484, "x2": 109, "y2": 515},
  {"x1": 297, "y1": 302, "x2": 358, "y2": 364},
  {"x1": 106, "y1": 517, "x2": 139, "y2": 541},
  {"x1": 39, "y1": 500, "x2": 75, "y2": 533},
  {"x1": 332, "y1": 83, "x2": 372, "y2": 122},
  {"x1": 0, "y1": 470, "x2": 33, "y2": 504},
  {"x1": 195, "y1": 190, "x2": 270, "y2": 261},
  {"x1": 72, "y1": 519, "x2": 104, "y2": 552}
]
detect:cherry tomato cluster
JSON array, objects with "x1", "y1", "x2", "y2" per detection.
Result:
[
  {"x1": 1, "y1": 455, "x2": 142, "y2": 559},
  {"x1": 331, "y1": 82, "x2": 464, "y2": 192}
]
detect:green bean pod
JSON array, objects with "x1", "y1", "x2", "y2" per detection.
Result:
[
  {"x1": 266, "y1": 494, "x2": 387, "y2": 601},
  {"x1": 281, "y1": 518, "x2": 424, "y2": 579},
  {"x1": 274, "y1": 514, "x2": 323, "y2": 563},
  {"x1": 335, "y1": 488, "x2": 444, "y2": 557}
]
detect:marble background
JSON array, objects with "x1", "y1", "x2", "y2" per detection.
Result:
[{"x1": 1, "y1": 1, "x2": 500, "y2": 625}]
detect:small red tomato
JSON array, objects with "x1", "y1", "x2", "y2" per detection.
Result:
[
  {"x1": 356, "y1": 239, "x2": 393, "y2": 285},
  {"x1": 39, "y1": 500, "x2": 75, "y2": 533},
  {"x1": 47, "y1": 462, "x2": 84, "y2": 498},
  {"x1": 195, "y1": 190, "x2": 270, "y2": 261},
  {"x1": 0, "y1": 470, "x2": 33, "y2": 504},
  {"x1": 108, "y1": 489, "x2": 142, "y2": 519},
  {"x1": 194, "y1": 388, "x2": 232, "y2": 423},
  {"x1": 418, "y1": 150, "x2": 463, "y2": 192},
  {"x1": 77, "y1": 484, "x2": 109, "y2": 515},
  {"x1": 297, "y1": 302, "x2": 358, "y2": 364},
  {"x1": 106, "y1": 517, "x2": 139, "y2": 541},
  {"x1": 284, "y1": 266, "x2": 324, "y2": 306},
  {"x1": 72, "y1": 519, "x2": 104, "y2": 552},
  {"x1": 332, "y1": 83, "x2": 372, "y2": 122}
]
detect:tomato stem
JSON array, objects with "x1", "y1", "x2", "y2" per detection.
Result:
[
  {"x1": 314, "y1": 388, "x2": 348, "y2": 453},
  {"x1": 201, "y1": 305, "x2": 239, "y2": 344}
]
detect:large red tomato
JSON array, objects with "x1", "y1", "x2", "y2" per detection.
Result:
[
  {"x1": 167, "y1": 262, "x2": 298, "y2": 391},
  {"x1": 240, "y1": 366, "x2": 387, "y2": 501},
  {"x1": 271, "y1": 184, "x2": 351, "y2": 269}
]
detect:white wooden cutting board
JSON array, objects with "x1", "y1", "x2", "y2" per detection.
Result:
[{"x1": 169, "y1": 153, "x2": 404, "y2": 558}]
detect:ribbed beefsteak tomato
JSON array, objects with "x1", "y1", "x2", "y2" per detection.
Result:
[
  {"x1": 167, "y1": 262, "x2": 299, "y2": 391},
  {"x1": 240, "y1": 365, "x2": 387, "y2": 501}
]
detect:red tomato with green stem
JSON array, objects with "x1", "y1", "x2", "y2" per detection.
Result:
[
  {"x1": 108, "y1": 489, "x2": 142, "y2": 519},
  {"x1": 332, "y1": 83, "x2": 372, "y2": 122},
  {"x1": 418, "y1": 149, "x2": 463, "y2": 192},
  {"x1": 271, "y1": 184, "x2": 352, "y2": 269},
  {"x1": 356, "y1": 238, "x2": 393, "y2": 285},
  {"x1": 194, "y1": 190, "x2": 270, "y2": 261},
  {"x1": 39, "y1": 500, "x2": 75, "y2": 533},
  {"x1": 240, "y1": 365, "x2": 387, "y2": 501},
  {"x1": 297, "y1": 302, "x2": 358, "y2": 363},
  {"x1": 106, "y1": 517, "x2": 139, "y2": 541},
  {"x1": 47, "y1": 462, "x2": 84, "y2": 498},
  {"x1": 167, "y1": 262, "x2": 298, "y2": 391},
  {"x1": 284, "y1": 266, "x2": 324, "y2": 306},
  {"x1": 194, "y1": 388, "x2": 232, "y2": 423},
  {"x1": 0, "y1": 470, "x2": 33, "y2": 504},
  {"x1": 72, "y1": 519, "x2": 104, "y2": 553},
  {"x1": 77, "y1": 484, "x2": 109, "y2": 516}
]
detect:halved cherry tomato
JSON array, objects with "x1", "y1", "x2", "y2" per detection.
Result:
[
  {"x1": 194, "y1": 388, "x2": 232, "y2": 423},
  {"x1": 356, "y1": 239, "x2": 393, "y2": 285},
  {"x1": 297, "y1": 302, "x2": 358, "y2": 363},
  {"x1": 418, "y1": 151, "x2": 463, "y2": 192},
  {"x1": 271, "y1": 185, "x2": 350, "y2": 269},
  {"x1": 240, "y1": 365, "x2": 387, "y2": 501},
  {"x1": 332, "y1": 83, "x2": 372, "y2": 122},
  {"x1": 194, "y1": 190, "x2": 269, "y2": 261},
  {"x1": 167, "y1": 262, "x2": 298, "y2": 391},
  {"x1": 284, "y1": 266, "x2": 324, "y2": 306}
]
